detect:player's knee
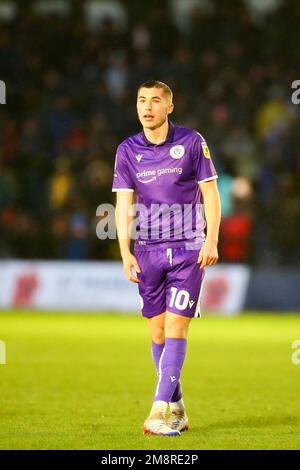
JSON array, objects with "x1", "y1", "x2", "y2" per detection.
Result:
[
  {"x1": 165, "y1": 314, "x2": 190, "y2": 339},
  {"x1": 165, "y1": 326, "x2": 188, "y2": 339},
  {"x1": 151, "y1": 326, "x2": 165, "y2": 344}
]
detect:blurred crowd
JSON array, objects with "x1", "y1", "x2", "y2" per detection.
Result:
[{"x1": 0, "y1": 0, "x2": 299, "y2": 265}]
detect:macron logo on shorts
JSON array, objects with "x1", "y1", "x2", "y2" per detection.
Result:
[{"x1": 170, "y1": 376, "x2": 177, "y2": 383}]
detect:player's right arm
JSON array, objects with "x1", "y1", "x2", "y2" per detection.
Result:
[
  {"x1": 115, "y1": 190, "x2": 141, "y2": 283},
  {"x1": 112, "y1": 144, "x2": 140, "y2": 283}
]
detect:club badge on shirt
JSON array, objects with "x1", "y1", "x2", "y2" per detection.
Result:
[{"x1": 170, "y1": 145, "x2": 185, "y2": 159}]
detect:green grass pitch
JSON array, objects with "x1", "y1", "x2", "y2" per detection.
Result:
[{"x1": 0, "y1": 311, "x2": 299, "y2": 450}]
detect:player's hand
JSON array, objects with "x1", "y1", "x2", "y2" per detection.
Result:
[
  {"x1": 122, "y1": 252, "x2": 141, "y2": 283},
  {"x1": 197, "y1": 240, "x2": 219, "y2": 269}
]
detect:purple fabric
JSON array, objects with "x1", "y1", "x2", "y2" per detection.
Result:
[
  {"x1": 154, "y1": 337, "x2": 187, "y2": 403},
  {"x1": 152, "y1": 341, "x2": 164, "y2": 370},
  {"x1": 112, "y1": 122, "x2": 217, "y2": 249},
  {"x1": 152, "y1": 341, "x2": 182, "y2": 403},
  {"x1": 136, "y1": 248, "x2": 205, "y2": 318},
  {"x1": 170, "y1": 382, "x2": 182, "y2": 403}
]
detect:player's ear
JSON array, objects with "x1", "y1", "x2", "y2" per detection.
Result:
[{"x1": 167, "y1": 103, "x2": 174, "y2": 115}]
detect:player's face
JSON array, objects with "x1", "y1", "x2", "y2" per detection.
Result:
[{"x1": 136, "y1": 87, "x2": 174, "y2": 130}]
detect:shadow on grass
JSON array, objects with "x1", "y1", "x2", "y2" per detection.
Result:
[{"x1": 194, "y1": 414, "x2": 300, "y2": 432}]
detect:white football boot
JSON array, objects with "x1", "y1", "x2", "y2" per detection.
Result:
[
  {"x1": 143, "y1": 401, "x2": 180, "y2": 436},
  {"x1": 143, "y1": 415, "x2": 181, "y2": 436},
  {"x1": 167, "y1": 399, "x2": 189, "y2": 432}
]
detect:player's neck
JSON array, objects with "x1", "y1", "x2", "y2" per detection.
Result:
[{"x1": 143, "y1": 120, "x2": 169, "y2": 145}]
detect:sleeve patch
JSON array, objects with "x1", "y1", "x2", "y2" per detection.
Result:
[{"x1": 201, "y1": 142, "x2": 211, "y2": 159}]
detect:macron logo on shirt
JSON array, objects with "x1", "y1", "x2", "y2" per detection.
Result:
[{"x1": 135, "y1": 154, "x2": 143, "y2": 162}]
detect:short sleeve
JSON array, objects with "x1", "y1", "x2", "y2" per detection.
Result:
[
  {"x1": 112, "y1": 145, "x2": 135, "y2": 192},
  {"x1": 192, "y1": 132, "x2": 218, "y2": 183}
]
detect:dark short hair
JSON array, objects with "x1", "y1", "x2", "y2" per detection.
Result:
[{"x1": 137, "y1": 80, "x2": 173, "y2": 102}]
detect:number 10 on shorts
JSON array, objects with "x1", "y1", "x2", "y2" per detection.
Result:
[{"x1": 169, "y1": 287, "x2": 191, "y2": 310}]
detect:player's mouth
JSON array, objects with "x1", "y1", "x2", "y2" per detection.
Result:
[{"x1": 143, "y1": 114, "x2": 154, "y2": 121}]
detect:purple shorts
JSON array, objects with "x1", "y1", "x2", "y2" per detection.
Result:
[{"x1": 135, "y1": 247, "x2": 205, "y2": 318}]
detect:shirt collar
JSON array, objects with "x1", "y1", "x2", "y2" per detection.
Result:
[{"x1": 142, "y1": 120, "x2": 175, "y2": 147}]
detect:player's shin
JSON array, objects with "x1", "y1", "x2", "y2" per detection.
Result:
[
  {"x1": 152, "y1": 340, "x2": 183, "y2": 404},
  {"x1": 151, "y1": 340, "x2": 164, "y2": 371},
  {"x1": 154, "y1": 338, "x2": 187, "y2": 405}
]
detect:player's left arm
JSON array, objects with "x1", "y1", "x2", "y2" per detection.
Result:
[{"x1": 197, "y1": 179, "x2": 221, "y2": 269}]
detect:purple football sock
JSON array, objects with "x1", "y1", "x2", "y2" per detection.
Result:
[
  {"x1": 154, "y1": 338, "x2": 187, "y2": 403},
  {"x1": 170, "y1": 381, "x2": 182, "y2": 403},
  {"x1": 152, "y1": 341, "x2": 164, "y2": 371},
  {"x1": 152, "y1": 341, "x2": 182, "y2": 402}
]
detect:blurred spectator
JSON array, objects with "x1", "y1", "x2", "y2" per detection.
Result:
[
  {"x1": 66, "y1": 212, "x2": 89, "y2": 260},
  {"x1": 220, "y1": 178, "x2": 253, "y2": 263},
  {"x1": 49, "y1": 157, "x2": 73, "y2": 209}
]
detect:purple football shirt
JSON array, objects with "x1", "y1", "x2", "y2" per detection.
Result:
[{"x1": 112, "y1": 121, "x2": 217, "y2": 250}]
